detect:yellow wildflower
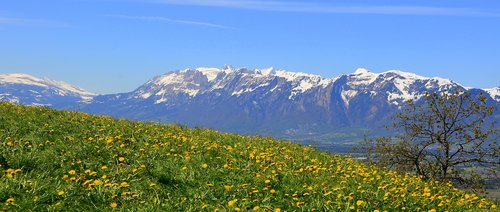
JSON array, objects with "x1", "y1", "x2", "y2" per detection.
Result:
[{"x1": 228, "y1": 199, "x2": 238, "y2": 207}]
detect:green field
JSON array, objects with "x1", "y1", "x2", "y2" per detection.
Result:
[{"x1": 0, "y1": 102, "x2": 497, "y2": 211}]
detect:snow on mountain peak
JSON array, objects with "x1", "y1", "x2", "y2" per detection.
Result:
[
  {"x1": 382, "y1": 70, "x2": 426, "y2": 80},
  {"x1": 0, "y1": 73, "x2": 96, "y2": 99},
  {"x1": 133, "y1": 66, "x2": 482, "y2": 106},
  {"x1": 484, "y1": 87, "x2": 500, "y2": 101},
  {"x1": 259, "y1": 67, "x2": 276, "y2": 76},
  {"x1": 348, "y1": 68, "x2": 378, "y2": 86},
  {"x1": 354, "y1": 68, "x2": 372, "y2": 75},
  {"x1": 0, "y1": 73, "x2": 49, "y2": 87},
  {"x1": 196, "y1": 67, "x2": 222, "y2": 82}
]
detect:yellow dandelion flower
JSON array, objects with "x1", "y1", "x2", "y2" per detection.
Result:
[
  {"x1": 224, "y1": 185, "x2": 232, "y2": 191},
  {"x1": 101, "y1": 166, "x2": 108, "y2": 170},
  {"x1": 428, "y1": 209, "x2": 436, "y2": 212},
  {"x1": 68, "y1": 170, "x2": 76, "y2": 175},
  {"x1": 228, "y1": 199, "x2": 238, "y2": 207},
  {"x1": 265, "y1": 179, "x2": 271, "y2": 184},
  {"x1": 120, "y1": 182, "x2": 129, "y2": 187},
  {"x1": 118, "y1": 157, "x2": 125, "y2": 162},
  {"x1": 275, "y1": 208, "x2": 281, "y2": 212},
  {"x1": 374, "y1": 210, "x2": 380, "y2": 212},
  {"x1": 94, "y1": 180, "x2": 101, "y2": 186},
  {"x1": 202, "y1": 163, "x2": 208, "y2": 169},
  {"x1": 58, "y1": 191, "x2": 65, "y2": 196},
  {"x1": 270, "y1": 189, "x2": 276, "y2": 194},
  {"x1": 253, "y1": 206, "x2": 260, "y2": 211},
  {"x1": 110, "y1": 202, "x2": 118, "y2": 208},
  {"x1": 181, "y1": 166, "x2": 188, "y2": 170},
  {"x1": 357, "y1": 200, "x2": 364, "y2": 206},
  {"x1": 6, "y1": 198, "x2": 15, "y2": 203}
]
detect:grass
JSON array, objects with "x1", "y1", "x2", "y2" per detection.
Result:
[{"x1": 0, "y1": 102, "x2": 497, "y2": 211}]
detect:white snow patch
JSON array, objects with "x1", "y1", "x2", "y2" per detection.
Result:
[
  {"x1": 349, "y1": 68, "x2": 378, "y2": 86},
  {"x1": 140, "y1": 92, "x2": 152, "y2": 99},
  {"x1": 383, "y1": 70, "x2": 426, "y2": 80},
  {"x1": 484, "y1": 87, "x2": 500, "y2": 101},
  {"x1": 341, "y1": 89, "x2": 358, "y2": 107},
  {"x1": 182, "y1": 88, "x2": 199, "y2": 97},
  {"x1": 155, "y1": 97, "x2": 168, "y2": 104},
  {"x1": 231, "y1": 82, "x2": 270, "y2": 96},
  {"x1": 275, "y1": 70, "x2": 322, "y2": 82},
  {"x1": 259, "y1": 67, "x2": 275, "y2": 76},
  {"x1": 155, "y1": 72, "x2": 185, "y2": 85},
  {"x1": 296, "y1": 80, "x2": 314, "y2": 92},
  {"x1": 197, "y1": 67, "x2": 221, "y2": 82}
]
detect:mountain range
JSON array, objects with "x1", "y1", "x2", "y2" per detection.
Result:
[{"x1": 1, "y1": 67, "x2": 498, "y2": 152}]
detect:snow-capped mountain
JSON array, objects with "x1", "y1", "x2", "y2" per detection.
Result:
[
  {"x1": 1, "y1": 68, "x2": 496, "y2": 151},
  {"x1": 0, "y1": 73, "x2": 96, "y2": 107},
  {"x1": 83, "y1": 66, "x2": 498, "y2": 145}
]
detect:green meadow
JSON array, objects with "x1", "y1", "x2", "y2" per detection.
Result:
[{"x1": 0, "y1": 102, "x2": 496, "y2": 211}]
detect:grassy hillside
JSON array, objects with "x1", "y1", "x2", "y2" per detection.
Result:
[{"x1": 0, "y1": 102, "x2": 497, "y2": 211}]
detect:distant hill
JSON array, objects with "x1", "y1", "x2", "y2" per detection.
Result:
[
  {"x1": 0, "y1": 102, "x2": 496, "y2": 211},
  {"x1": 0, "y1": 73, "x2": 95, "y2": 108}
]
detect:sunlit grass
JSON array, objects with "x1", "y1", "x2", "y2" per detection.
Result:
[{"x1": 0, "y1": 102, "x2": 496, "y2": 211}]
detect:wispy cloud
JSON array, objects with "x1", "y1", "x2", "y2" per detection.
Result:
[
  {"x1": 141, "y1": 0, "x2": 499, "y2": 16},
  {"x1": 0, "y1": 17, "x2": 69, "y2": 27},
  {"x1": 110, "y1": 15, "x2": 236, "y2": 29}
]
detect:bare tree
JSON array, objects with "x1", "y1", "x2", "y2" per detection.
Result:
[{"x1": 364, "y1": 91, "x2": 499, "y2": 188}]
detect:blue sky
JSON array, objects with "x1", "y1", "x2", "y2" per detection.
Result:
[{"x1": 1, "y1": 0, "x2": 499, "y2": 94}]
